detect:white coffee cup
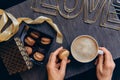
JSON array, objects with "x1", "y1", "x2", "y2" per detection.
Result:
[{"x1": 71, "y1": 35, "x2": 103, "y2": 63}]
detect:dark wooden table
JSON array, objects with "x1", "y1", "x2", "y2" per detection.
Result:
[{"x1": 5, "y1": 0, "x2": 120, "y2": 80}]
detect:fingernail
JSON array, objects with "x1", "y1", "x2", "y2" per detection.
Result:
[{"x1": 60, "y1": 46, "x2": 63, "y2": 48}]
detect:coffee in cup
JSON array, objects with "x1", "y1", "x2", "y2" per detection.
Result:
[{"x1": 71, "y1": 35, "x2": 103, "y2": 63}]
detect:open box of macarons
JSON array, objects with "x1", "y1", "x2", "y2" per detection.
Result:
[{"x1": 21, "y1": 26, "x2": 53, "y2": 65}]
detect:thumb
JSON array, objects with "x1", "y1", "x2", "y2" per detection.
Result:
[{"x1": 60, "y1": 57, "x2": 68, "y2": 74}]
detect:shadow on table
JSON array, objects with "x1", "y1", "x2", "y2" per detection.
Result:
[{"x1": 66, "y1": 58, "x2": 120, "y2": 80}]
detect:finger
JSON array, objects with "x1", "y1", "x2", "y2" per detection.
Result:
[
  {"x1": 50, "y1": 47, "x2": 63, "y2": 63},
  {"x1": 60, "y1": 57, "x2": 67, "y2": 74},
  {"x1": 56, "y1": 60, "x2": 70, "y2": 69},
  {"x1": 100, "y1": 47, "x2": 113, "y2": 64},
  {"x1": 49, "y1": 47, "x2": 63, "y2": 62},
  {"x1": 54, "y1": 47, "x2": 63, "y2": 56},
  {"x1": 96, "y1": 54, "x2": 103, "y2": 71},
  {"x1": 56, "y1": 58, "x2": 59, "y2": 63},
  {"x1": 47, "y1": 47, "x2": 63, "y2": 68},
  {"x1": 95, "y1": 58, "x2": 98, "y2": 65},
  {"x1": 67, "y1": 59, "x2": 71, "y2": 63},
  {"x1": 56, "y1": 63, "x2": 60, "y2": 69}
]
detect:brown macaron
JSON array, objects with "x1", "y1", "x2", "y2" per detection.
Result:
[
  {"x1": 30, "y1": 31, "x2": 40, "y2": 39},
  {"x1": 41, "y1": 37, "x2": 51, "y2": 45},
  {"x1": 25, "y1": 46, "x2": 33, "y2": 55},
  {"x1": 33, "y1": 52, "x2": 44, "y2": 61},
  {"x1": 58, "y1": 49, "x2": 70, "y2": 60},
  {"x1": 25, "y1": 37, "x2": 35, "y2": 46}
]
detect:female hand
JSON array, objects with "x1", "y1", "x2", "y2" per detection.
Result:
[
  {"x1": 96, "y1": 47, "x2": 115, "y2": 80},
  {"x1": 47, "y1": 47, "x2": 70, "y2": 80}
]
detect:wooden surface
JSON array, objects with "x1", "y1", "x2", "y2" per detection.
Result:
[{"x1": 5, "y1": 0, "x2": 120, "y2": 80}]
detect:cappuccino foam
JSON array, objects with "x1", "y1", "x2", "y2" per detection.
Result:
[{"x1": 71, "y1": 35, "x2": 98, "y2": 63}]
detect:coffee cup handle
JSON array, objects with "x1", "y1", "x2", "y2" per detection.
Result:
[{"x1": 98, "y1": 50, "x2": 104, "y2": 55}]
